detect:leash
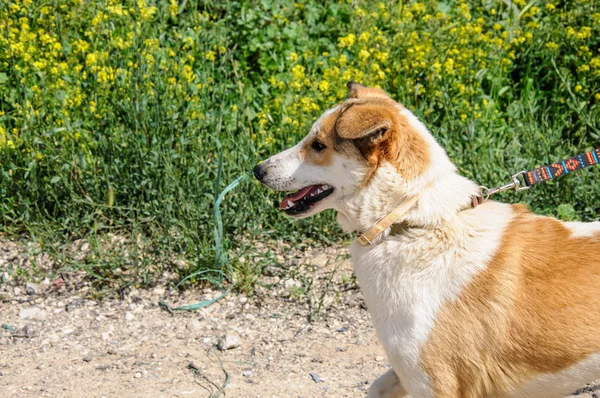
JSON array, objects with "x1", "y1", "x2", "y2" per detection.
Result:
[
  {"x1": 480, "y1": 148, "x2": 600, "y2": 200},
  {"x1": 357, "y1": 148, "x2": 600, "y2": 246}
]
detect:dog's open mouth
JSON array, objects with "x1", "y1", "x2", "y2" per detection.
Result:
[{"x1": 279, "y1": 184, "x2": 334, "y2": 215}]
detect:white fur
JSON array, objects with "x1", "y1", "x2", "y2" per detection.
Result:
[
  {"x1": 368, "y1": 369, "x2": 408, "y2": 398},
  {"x1": 565, "y1": 221, "x2": 600, "y2": 238}
]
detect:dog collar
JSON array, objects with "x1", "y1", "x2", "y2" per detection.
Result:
[{"x1": 356, "y1": 195, "x2": 420, "y2": 246}]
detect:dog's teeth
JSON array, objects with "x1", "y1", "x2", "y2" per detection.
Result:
[
  {"x1": 287, "y1": 201, "x2": 295, "y2": 208},
  {"x1": 323, "y1": 185, "x2": 331, "y2": 190}
]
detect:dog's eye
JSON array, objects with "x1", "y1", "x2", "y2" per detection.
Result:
[{"x1": 311, "y1": 140, "x2": 326, "y2": 152}]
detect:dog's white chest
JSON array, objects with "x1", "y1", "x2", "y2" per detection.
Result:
[
  {"x1": 350, "y1": 207, "x2": 511, "y2": 397},
  {"x1": 352, "y1": 243, "x2": 456, "y2": 397}
]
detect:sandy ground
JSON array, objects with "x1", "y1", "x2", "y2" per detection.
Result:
[{"x1": 1, "y1": 241, "x2": 599, "y2": 398}]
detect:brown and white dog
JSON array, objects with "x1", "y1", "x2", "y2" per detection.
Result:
[{"x1": 253, "y1": 82, "x2": 600, "y2": 398}]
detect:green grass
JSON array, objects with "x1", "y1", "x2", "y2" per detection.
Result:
[{"x1": 0, "y1": 0, "x2": 599, "y2": 290}]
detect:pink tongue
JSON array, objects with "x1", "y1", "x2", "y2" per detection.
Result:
[{"x1": 279, "y1": 185, "x2": 317, "y2": 210}]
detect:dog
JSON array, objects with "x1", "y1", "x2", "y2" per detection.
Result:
[{"x1": 254, "y1": 82, "x2": 600, "y2": 398}]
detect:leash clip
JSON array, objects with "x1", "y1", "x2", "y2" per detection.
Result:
[{"x1": 480, "y1": 171, "x2": 530, "y2": 201}]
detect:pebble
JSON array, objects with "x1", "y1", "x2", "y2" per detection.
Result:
[
  {"x1": 18, "y1": 307, "x2": 46, "y2": 321},
  {"x1": 83, "y1": 355, "x2": 92, "y2": 362},
  {"x1": 134, "y1": 372, "x2": 142, "y2": 379},
  {"x1": 375, "y1": 356, "x2": 385, "y2": 362},
  {"x1": 310, "y1": 372, "x2": 322, "y2": 383},
  {"x1": 217, "y1": 333, "x2": 240, "y2": 351},
  {"x1": 186, "y1": 319, "x2": 202, "y2": 332},
  {"x1": 13, "y1": 287, "x2": 21, "y2": 296},
  {"x1": 284, "y1": 279, "x2": 301, "y2": 289},
  {"x1": 25, "y1": 282, "x2": 42, "y2": 295},
  {"x1": 242, "y1": 369, "x2": 253, "y2": 378},
  {"x1": 125, "y1": 312, "x2": 135, "y2": 321}
]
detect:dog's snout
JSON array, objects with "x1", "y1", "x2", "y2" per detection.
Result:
[{"x1": 253, "y1": 163, "x2": 267, "y2": 181}]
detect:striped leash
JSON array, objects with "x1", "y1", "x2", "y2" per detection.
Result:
[{"x1": 480, "y1": 148, "x2": 600, "y2": 200}]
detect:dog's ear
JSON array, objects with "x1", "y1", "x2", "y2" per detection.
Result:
[
  {"x1": 336, "y1": 104, "x2": 394, "y2": 145},
  {"x1": 346, "y1": 81, "x2": 390, "y2": 100}
]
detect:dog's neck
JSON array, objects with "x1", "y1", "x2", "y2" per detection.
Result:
[{"x1": 336, "y1": 111, "x2": 481, "y2": 236}]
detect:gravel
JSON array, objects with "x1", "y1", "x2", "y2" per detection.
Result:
[{"x1": 1, "y1": 238, "x2": 598, "y2": 397}]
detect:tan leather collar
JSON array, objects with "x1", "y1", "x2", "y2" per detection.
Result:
[{"x1": 356, "y1": 195, "x2": 420, "y2": 246}]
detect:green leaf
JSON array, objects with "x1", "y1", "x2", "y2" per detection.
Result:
[
  {"x1": 0, "y1": 73, "x2": 7, "y2": 84},
  {"x1": 556, "y1": 203, "x2": 580, "y2": 221},
  {"x1": 50, "y1": 176, "x2": 61, "y2": 184}
]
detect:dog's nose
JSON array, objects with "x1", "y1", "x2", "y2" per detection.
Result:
[{"x1": 253, "y1": 164, "x2": 267, "y2": 181}]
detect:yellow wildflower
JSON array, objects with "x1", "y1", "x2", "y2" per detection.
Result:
[
  {"x1": 205, "y1": 51, "x2": 216, "y2": 62},
  {"x1": 182, "y1": 65, "x2": 195, "y2": 83},
  {"x1": 338, "y1": 33, "x2": 356, "y2": 48},
  {"x1": 291, "y1": 64, "x2": 305, "y2": 80},
  {"x1": 169, "y1": 0, "x2": 178, "y2": 18},
  {"x1": 318, "y1": 80, "x2": 330, "y2": 93},
  {"x1": 289, "y1": 52, "x2": 298, "y2": 62}
]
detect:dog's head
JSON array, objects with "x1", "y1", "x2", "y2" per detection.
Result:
[{"x1": 254, "y1": 82, "x2": 433, "y2": 222}]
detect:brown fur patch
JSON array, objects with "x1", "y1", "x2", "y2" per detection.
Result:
[
  {"x1": 335, "y1": 97, "x2": 431, "y2": 181},
  {"x1": 420, "y1": 205, "x2": 600, "y2": 397},
  {"x1": 299, "y1": 111, "x2": 339, "y2": 167}
]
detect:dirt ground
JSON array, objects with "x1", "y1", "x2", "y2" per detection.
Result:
[{"x1": 1, "y1": 241, "x2": 599, "y2": 398}]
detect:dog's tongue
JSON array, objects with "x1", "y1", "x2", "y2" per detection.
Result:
[{"x1": 279, "y1": 185, "x2": 317, "y2": 210}]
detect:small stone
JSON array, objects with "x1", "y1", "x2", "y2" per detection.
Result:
[
  {"x1": 66, "y1": 299, "x2": 84, "y2": 312},
  {"x1": 25, "y1": 282, "x2": 42, "y2": 295},
  {"x1": 310, "y1": 372, "x2": 322, "y2": 383},
  {"x1": 134, "y1": 372, "x2": 142, "y2": 379},
  {"x1": 375, "y1": 356, "x2": 385, "y2": 362},
  {"x1": 1, "y1": 272, "x2": 9, "y2": 284},
  {"x1": 48, "y1": 333, "x2": 59, "y2": 343},
  {"x1": 13, "y1": 287, "x2": 21, "y2": 296},
  {"x1": 83, "y1": 355, "x2": 92, "y2": 362},
  {"x1": 186, "y1": 319, "x2": 202, "y2": 332},
  {"x1": 173, "y1": 259, "x2": 189, "y2": 271},
  {"x1": 217, "y1": 333, "x2": 240, "y2": 351},
  {"x1": 18, "y1": 307, "x2": 46, "y2": 321},
  {"x1": 125, "y1": 312, "x2": 135, "y2": 321},
  {"x1": 284, "y1": 279, "x2": 301, "y2": 289},
  {"x1": 239, "y1": 296, "x2": 248, "y2": 304},
  {"x1": 20, "y1": 324, "x2": 39, "y2": 338},
  {"x1": 242, "y1": 369, "x2": 253, "y2": 378},
  {"x1": 336, "y1": 347, "x2": 345, "y2": 352}
]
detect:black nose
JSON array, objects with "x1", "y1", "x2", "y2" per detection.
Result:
[{"x1": 253, "y1": 164, "x2": 267, "y2": 181}]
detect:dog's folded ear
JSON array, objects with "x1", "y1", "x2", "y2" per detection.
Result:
[{"x1": 336, "y1": 104, "x2": 394, "y2": 145}]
